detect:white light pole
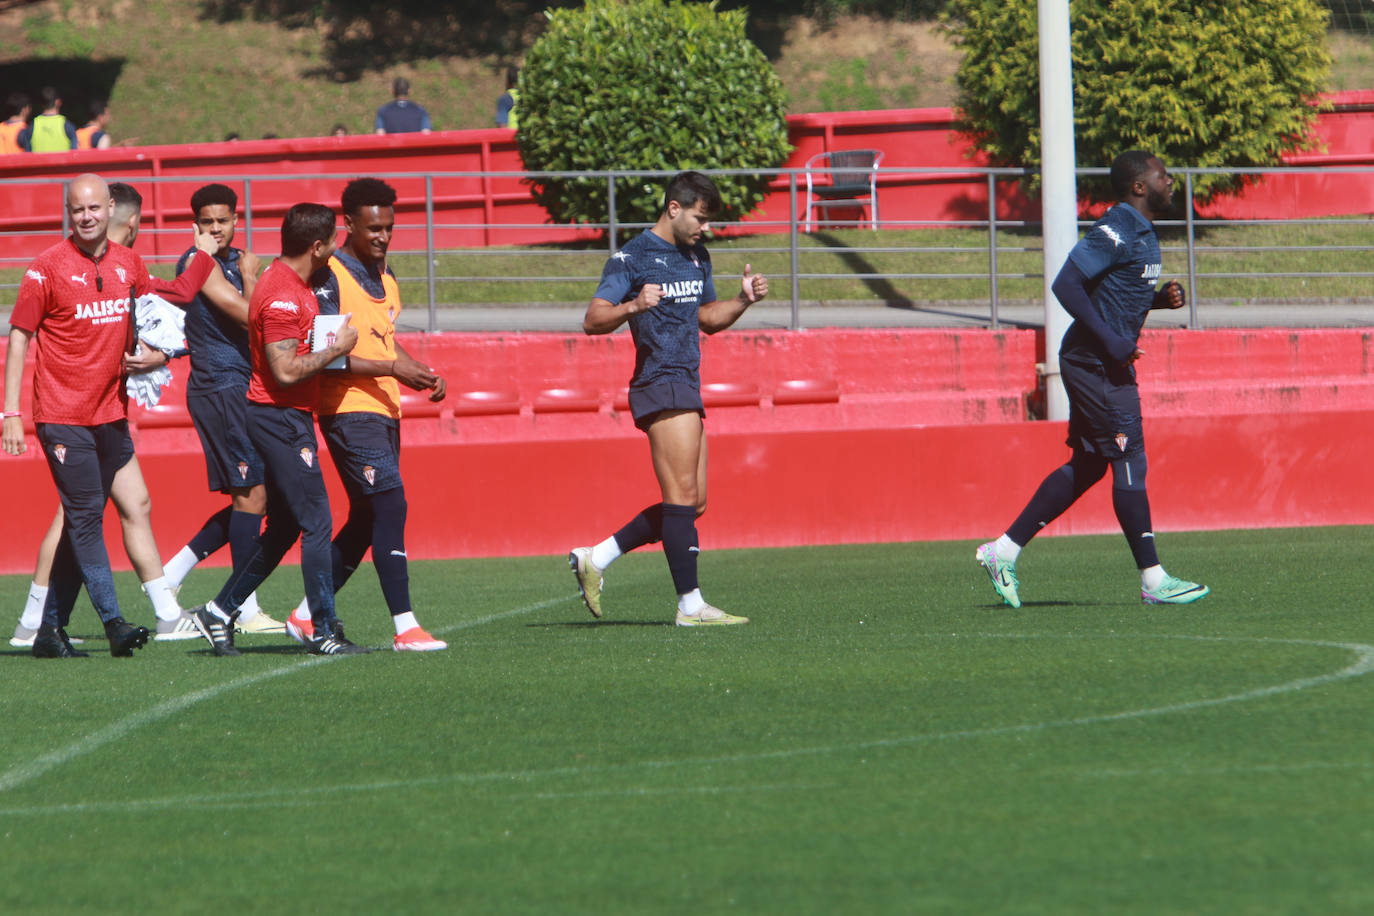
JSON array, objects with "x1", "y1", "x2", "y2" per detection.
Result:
[{"x1": 1038, "y1": 0, "x2": 1077, "y2": 421}]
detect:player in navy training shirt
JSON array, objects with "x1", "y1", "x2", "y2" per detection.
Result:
[
  {"x1": 976, "y1": 150, "x2": 1209, "y2": 608},
  {"x1": 568, "y1": 171, "x2": 767, "y2": 626},
  {"x1": 162, "y1": 184, "x2": 286, "y2": 638}
]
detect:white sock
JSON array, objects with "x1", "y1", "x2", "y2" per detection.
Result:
[
  {"x1": 142, "y1": 576, "x2": 183, "y2": 622},
  {"x1": 20, "y1": 582, "x2": 48, "y2": 630},
  {"x1": 995, "y1": 534, "x2": 1022, "y2": 563},
  {"x1": 1141, "y1": 565, "x2": 1166, "y2": 591},
  {"x1": 292, "y1": 596, "x2": 309, "y2": 620},
  {"x1": 590, "y1": 536, "x2": 622, "y2": 571},
  {"x1": 393, "y1": 611, "x2": 418, "y2": 635},
  {"x1": 236, "y1": 590, "x2": 262, "y2": 623},
  {"x1": 677, "y1": 588, "x2": 707, "y2": 616},
  {"x1": 163, "y1": 546, "x2": 199, "y2": 588},
  {"x1": 206, "y1": 599, "x2": 232, "y2": 623}
]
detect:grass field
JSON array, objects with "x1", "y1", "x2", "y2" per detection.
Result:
[{"x1": 2, "y1": 527, "x2": 1372, "y2": 914}]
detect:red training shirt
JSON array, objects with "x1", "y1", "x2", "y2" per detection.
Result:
[
  {"x1": 247, "y1": 259, "x2": 320, "y2": 411},
  {"x1": 9, "y1": 237, "x2": 153, "y2": 425}
]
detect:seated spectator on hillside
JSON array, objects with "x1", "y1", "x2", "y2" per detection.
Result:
[
  {"x1": 0, "y1": 92, "x2": 30, "y2": 154},
  {"x1": 331, "y1": 123, "x2": 350, "y2": 137},
  {"x1": 77, "y1": 100, "x2": 113, "y2": 150},
  {"x1": 495, "y1": 66, "x2": 520, "y2": 129},
  {"x1": 375, "y1": 77, "x2": 431, "y2": 135},
  {"x1": 18, "y1": 87, "x2": 77, "y2": 152},
  {"x1": 224, "y1": 132, "x2": 241, "y2": 142}
]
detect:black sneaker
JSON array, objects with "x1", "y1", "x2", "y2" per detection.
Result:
[
  {"x1": 32, "y1": 623, "x2": 90, "y2": 659},
  {"x1": 189, "y1": 605, "x2": 240, "y2": 657},
  {"x1": 104, "y1": 617, "x2": 151, "y2": 657},
  {"x1": 306, "y1": 620, "x2": 371, "y2": 656}
]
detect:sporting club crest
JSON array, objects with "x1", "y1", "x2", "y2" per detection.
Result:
[
  {"x1": 237, "y1": 461, "x2": 249, "y2": 480},
  {"x1": 53, "y1": 444, "x2": 66, "y2": 464},
  {"x1": 300, "y1": 447, "x2": 314, "y2": 467},
  {"x1": 1114, "y1": 432, "x2": 1129, "y2": 452},
  {"x1": 363, "y1": 465, "x2": 376, "y2": 486}
]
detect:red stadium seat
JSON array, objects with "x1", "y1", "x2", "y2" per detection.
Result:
[
  {"x1": 533, "y1": 387, "x2": 601, "y2": 413},
  {"x1": 701, "y1": 381, "x2": 760, "y2": 407},
  {"x1": 452, "y1": 389, "x2": 522, "y2": 416},
  {"x1": 399, "y1": 389, "x2": 446, "y2": 418},
  {"x1": 773, "y1": 378, "x2": 840, "y2": 405},
  {"x1": 129, "y1": 401, "x2": 193, "y2": 428}
]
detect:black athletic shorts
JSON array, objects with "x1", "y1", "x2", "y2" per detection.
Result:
[
  {"x1": 1061, "y1": 355, "x2": 1146, "y2": 460},
  {"x1": 318, "y1": 411, "x2": 403, "y2": 496},
  {"x1": 188, "y1": 387, "x2": 266, "y2": 492},
  {"x1": 627, "y1": 380, "x2": 705, "y2": 432}
]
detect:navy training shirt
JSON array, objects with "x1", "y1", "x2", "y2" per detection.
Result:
[
  {"x1": 177, "y1": 246, "x2": 252, "y2": 395},
  {"x1": 1059, "y1": 202, "x2": 1162, "y2": 364},
  {"x1": 594, "y1": 230, "x2": 717, "y2": 391}
]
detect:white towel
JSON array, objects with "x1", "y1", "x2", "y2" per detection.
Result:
[{"x1": 126, "y1": 294, "x2": 187, "y2": 408}]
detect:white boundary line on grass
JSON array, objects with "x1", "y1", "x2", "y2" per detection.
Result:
[
  {"x1": 0, "y1": 598, "x2": 565, "y2": 795},
  {"x1": 1, "y1": 632, "x2": 1371, "y2": 814}
]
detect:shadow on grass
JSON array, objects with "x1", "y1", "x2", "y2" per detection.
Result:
[{"x1": 184, "y1": 644, "x2": 314, "y2": 656}]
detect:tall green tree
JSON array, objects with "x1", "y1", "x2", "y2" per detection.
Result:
[
  {"x1": 516, "y1": 0, "x2": 791, "y2": 229},
  {"x1": 945, "y1": 0, "x2": 1332, "y2": 201}
]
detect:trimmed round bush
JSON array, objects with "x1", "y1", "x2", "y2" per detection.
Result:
[
  {"x1": 945, "y1": 0, "x2": 1332, "y2": 202},
  {"x1": 517, "y1": 0, "x2": 791, "y2": 228}
]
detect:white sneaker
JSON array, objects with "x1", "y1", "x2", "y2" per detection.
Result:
[
  {"x1": 675, "y1": 605, "x2": 749, "y2": 627},
  {"x1": 155, "y1": 614, "x2": 203, "y2": 642},
  {"x1": 10, "y1": 621, "x2": 37, "y2": 647},
  {"x1": 236, "y1": 611, "x2": 288, "y2": 635},
  {"x1": 568, "y1": 547, "x2": 604, "y2": 618}
]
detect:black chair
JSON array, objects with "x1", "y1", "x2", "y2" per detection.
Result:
[{"x1": 803, "y1": 149, "x2": 883, "y2": 232}]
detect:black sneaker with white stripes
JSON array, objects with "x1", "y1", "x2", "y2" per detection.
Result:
[
  {"x1": 306, "y1": 620, "x2": 371, "y2": 656},
  {"x1": 189, "y1": 605, "x2": 240, "y2": 657}
]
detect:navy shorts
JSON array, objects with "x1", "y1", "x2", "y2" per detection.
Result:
[
  {"x1": 318, "y1": 412, "x2": 403, "y2": 496},
  {"x1": 628, "y1": 381, "x2": 705, "y2": 432},
  {"x1": 1061, "y1": 355, "x2": 1145, "y2": 459},
  {"x1": 188, "y1": 387, "x2": 266, "y2": 492}
]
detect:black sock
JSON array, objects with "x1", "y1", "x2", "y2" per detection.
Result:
[
  {"x1": 660, "y1": 503, "x2": 699, "y2": 595},
  {"x1": 1112, "y1": 487, "x2": 1160, "y2": 570},
  {"x1": 369, "y1": 488, "x2": 411, "y2": 616},
  {"x1": 187, "y1": 506, "x2": 232, "y2": 560},
  {"x1": 1006, "y1": 452, "x2": 1107, "y2": 546},
  {"x1": 613, "y1": 504, "x2": 665, "y2": 552}
]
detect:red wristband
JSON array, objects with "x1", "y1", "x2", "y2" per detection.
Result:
[{"x1": 2, "y1": 411, "x2": 20, "y2": 418}]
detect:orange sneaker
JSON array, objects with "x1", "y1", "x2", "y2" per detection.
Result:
[
  {"x1": 393, "y1": 626, "x2": 448, "y2": 652},
  {"x1": 285, "y1": 607, "x2": 314, "y2": 645}
]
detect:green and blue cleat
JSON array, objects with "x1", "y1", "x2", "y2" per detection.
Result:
[{"x1": 975, "y1": 541, "x2": 1021, "y2": 609}]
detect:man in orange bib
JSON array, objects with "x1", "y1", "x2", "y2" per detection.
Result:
[{"x1": 284, "y1": 177, "x2": 449, "y2": 651}]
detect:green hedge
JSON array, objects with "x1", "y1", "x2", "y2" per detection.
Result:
[
  {"x1": 517, "y1": 0, "x2": 791, "y2": 229},
  {"x1": 946, "y1": 0, "x2": 1332, "y2": 202}
]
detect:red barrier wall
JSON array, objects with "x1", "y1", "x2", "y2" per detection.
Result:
[
  {"x1": 3, "y1": 94, "x2": 1372, "y2": 263},
  {"x1": 2, "y1": 326, "x2": 1372, "y2": 576}
]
